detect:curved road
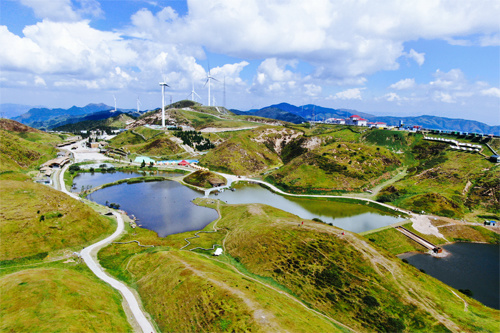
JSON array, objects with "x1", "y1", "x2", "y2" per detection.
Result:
[
  {"x1": 213, "y1": 172, "x2": 411, "y2": 216},
  {"x1": 58, "y1": 164, "x2": 156, "y2": 333}
]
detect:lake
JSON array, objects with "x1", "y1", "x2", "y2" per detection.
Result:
[
  {"x1": 71, "y1": 170, "x2": 185, "y2": 192},
  {"x1": 88, "y1": 180, "x2": 218, "y2": 237},
  {"x1": 399, "y1": 243, "x2": 499, "y2": 309},
  {"x1": 209, "y1": 183, "x2": 404, "y2": 233}
]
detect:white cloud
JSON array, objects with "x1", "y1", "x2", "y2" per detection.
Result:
[
  {"x1": 481, "y1": 87, "x2": 500, "y2": 98},
  {"x1": 407, "y1": 49, "x2": 425, "y2": 66},
  {"x1": 20, "y1": 0, "x2": 79, "y2": 21},
  {"x1": 305, "y1": 83, "x2": 322, "y2": 97},
  {"x1": 384, "y1": 92, "x2": 401, "y2": 102},
  {"x1": 34, "y1": 75, "x2": 46, "y2": 86},
  {"x1": 433, "y1": 91, "x2": 455, "y2": 103},
  {"x1": 126, "y1": 0, "x2": 499, "y2": 81},
  {"x1": 333, "y1": 88, "x2": 364, "y2": 100},
  {"x1": 390, "y1": 78, "x2": 415, "y2": 90}
]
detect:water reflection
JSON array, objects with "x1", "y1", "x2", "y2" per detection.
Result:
[{"x1": 210, "y1": 183, "x2": 404, "y2": 233}]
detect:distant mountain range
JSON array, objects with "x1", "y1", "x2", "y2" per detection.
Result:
[
  {"x1": 232, "y1": 103, "x2": 500, "y2": 135},
  {"x1": 0, "y1": 103, "x2": 45, "y2": 119},
  {"x1": 9, "y1": 103, "x2": 140, "y2": 130}
]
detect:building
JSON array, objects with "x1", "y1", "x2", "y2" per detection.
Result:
[
  {"x1": 213, "y1": 248, "x2": 223, "y2": 256},
  {"x1": 346, "y1": 115, "x2": 368, "y2": 126}
]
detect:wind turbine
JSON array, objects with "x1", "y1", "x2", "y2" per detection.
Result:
[
  {"x1": 188, "y1": 81, "x2": 201, "y2": 102},
  {"x1": 136, "y1": 96, "x2": 142, "y2": 113},
  {"x1": 159, "y1": 80, "x2": 170, "y2": 128},
  {"x1": 113, "y1": 95, "x2": 117, "y2": 112},
  {"x1": 204, "y1": 62, "x2": 218, "y2": 106}
]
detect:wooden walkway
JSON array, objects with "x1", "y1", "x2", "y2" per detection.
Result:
[{"x1": 395, "y1": 226, "x2": 441, "y2": 252}]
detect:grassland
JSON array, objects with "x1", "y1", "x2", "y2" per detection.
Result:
[
  {"x1": 98, "y1": 200, "x2": 499, "y2": 332},
  {"x1": 0, "y1": 180, "x2": 115, "y2": 261},
  {"x1": 0, "y1": 265, "x2": 132, "y2": 332},
  {"x1": 0, "y1": 119, "x2": 62, "y2": 172}
]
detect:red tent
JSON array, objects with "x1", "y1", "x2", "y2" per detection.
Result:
[{"x1": 178, "y1": 160, "x2": 190, "y2": 166}]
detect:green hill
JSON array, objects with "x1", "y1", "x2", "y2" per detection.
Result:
[
  {"x1": 0, "y1": 180, "x2": 115, "y2": 261},
  {"x1": 0, "y1": 119, "x2": 62, "y2": 173},
  {"x1": 109, "y1": 126, "x2": 183, "y2": 158},
  {"x1": 98, "y1": 201, "x2": 499, "y2": 332}
]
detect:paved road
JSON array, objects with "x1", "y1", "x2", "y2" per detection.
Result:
[{"x1": 58, "y1": 164, "x2": 156, "y2": 333}]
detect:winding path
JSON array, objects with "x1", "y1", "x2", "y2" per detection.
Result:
[{"x1": 58, "y1": 164, "x2": 156, "y2": 333}]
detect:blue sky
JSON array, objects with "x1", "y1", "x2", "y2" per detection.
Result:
[{"x1": 0, "y1": 0, "x2": 499, "y2": 124}]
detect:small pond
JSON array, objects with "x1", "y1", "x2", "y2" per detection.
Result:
[
  {"x1": 209, "y1": 183, "x2": 404, "y2": 233},
  {"x1": 88, "y1": 180, "x2": 218, "y2": 237},
  {"x1": 399, "y1": 243, "x2": 499, "y2": 309}
]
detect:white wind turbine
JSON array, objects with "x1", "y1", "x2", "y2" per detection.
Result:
[
  {"x1": 113, "y1": 94, "x2": 117, "y2": 112},
  {"x1": 204, "y1": 62, "x2": 218, "y2": 106},
  {"x1": 136, "y1": 96, "x2": 142, "y2": 113},
  {"x1": 188, "y1": 81, "x2": 201, "y2": 102},
  {"x1": 159, "y1": 77, "x2": 170, "y2": 128}
]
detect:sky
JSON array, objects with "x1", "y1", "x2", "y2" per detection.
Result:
[{"x1": 0, "y1": 0, "x2": 499, "y2": 125}]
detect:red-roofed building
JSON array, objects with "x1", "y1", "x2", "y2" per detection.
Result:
[{"x1": 178, "y1": 160, "x2": 190, "y2": 167}]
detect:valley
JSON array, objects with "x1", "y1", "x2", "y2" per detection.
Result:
[{"x1": 0, "y1": 104, "x2": 499, "y2": 332}]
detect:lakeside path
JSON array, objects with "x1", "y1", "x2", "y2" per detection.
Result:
[
  {"x1": 58, "y1": 164, "x2": 156, "y2": 333},
  {"x1": 212, "y1": 172, "x2": 411, "y2": 216}
]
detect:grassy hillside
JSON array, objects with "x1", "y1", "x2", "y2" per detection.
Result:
[
  {"x1": 0, "y1": 119, "x2": 62, "y2": 172},
  {"x1": 267, "y1": 141, "x2": 402, "y2": 193},
  {"x1": 98, "y1": 201, "x2": 499, "y2": 332},
  {"x1": 109, "y1": 126, "x2": 183, "y2": 158},
  {"x1": 0, "y1": 267, "x2": 132, "y2": 332},
  {"x1": 200, "y1": 128, "x2": 283, "y2": 175},
  {"x1": 0, "y1": 180, "x2": 114, "y2": 261},
  {"x1": 376, "y1": 140, "x2": 499, "y2": 218},
  {"x1": 183, "y1": 170, "x2": 227, "y2": 188}
]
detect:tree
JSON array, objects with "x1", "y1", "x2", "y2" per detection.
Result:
[
  {"x1": 149, "y1": 161, "x2": 154, "y2": 168},
  {"x1": 141, "y1": 160, "x2": 146, "y2": 168}
]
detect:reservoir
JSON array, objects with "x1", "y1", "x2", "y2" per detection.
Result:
[
  {"x1": 399, "y1": 243, "x2": 499, "y2": 309},
  {"x1": 85, "y1": 177, "x2": 403, "y2": 236},
  {"x1": 209, "y1": 183, "x2": 404, "y2": 233},
  {"x1": 88, "y1": 180, "x2": 218, "y2": 237},
  {"x1": 71, "y1": 170, "x2": 185, "y2": 192}
]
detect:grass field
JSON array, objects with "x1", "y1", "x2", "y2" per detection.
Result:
[
  {"x1": 0, "y1": 266, "x2": 132, "y2": 332},
  {"x1": 0, "y1": 180, "x2": 115, "y2": 261}
]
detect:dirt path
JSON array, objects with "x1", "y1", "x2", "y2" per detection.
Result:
[
  {"x1": 410, "y1": 214, "x2": 447, "y2": 239},
  {"x1": 176, "y1": 257, "x2": 282, "y2": 331}
]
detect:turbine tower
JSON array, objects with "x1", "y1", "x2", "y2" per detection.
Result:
[
  {"x1": 204, "y1": 62, "x2": 218, "y2": 106},
  {"x1": 159, "y1": 81, "x2": 170, "y2": 128},
  {"x1": 113, "y1": 95, "x2": 117, "y2": 112},
  {"x1": 189, "y1": 81, "x2": 201, "y2": 102},
  {"x1": 136, "y1": 96, "x2": 141, "y2": 113}
]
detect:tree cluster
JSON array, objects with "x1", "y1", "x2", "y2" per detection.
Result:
[{"x1": 173, "y1": 130, "x2": 215, "y2": 151}]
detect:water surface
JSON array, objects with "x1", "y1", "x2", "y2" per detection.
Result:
[
  {"x1": 210, "y1": 183, "x2": 404, "y2": 233},
  {"x1": 399, "y1": 243, "x2": 499, "y2": 309},
  {"x1": 88, "y1": 180, "x2": 217, "y2": 237},
  {"x1": 71, "y1": 170, "x2": 184, "y2": 192}
]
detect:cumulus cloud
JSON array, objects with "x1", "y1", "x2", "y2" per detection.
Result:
[
  {"x1": 390, "y1": 78, "x2": 415, "y2": 90},
  {"x1": 126, "y1": 0, "x2": 499, "y2": 82},
  {"x1": 19, "y1": 0, "x2": 102, "y2": 21},
  {"x1": 333, "y1": 88, "x2": 365, "y2": 100},
  {"x1": 407, "y1": 49, "x2": 425, "y2": 66},
  {"x1": 481, "y1": 87, "x2": 500, "y2": 98}
]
